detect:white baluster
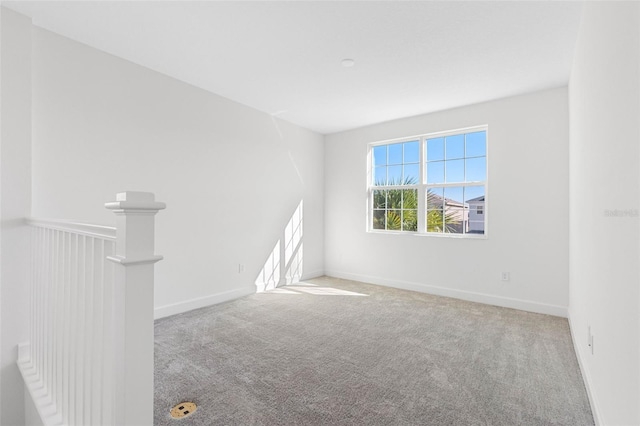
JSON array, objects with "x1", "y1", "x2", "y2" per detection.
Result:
[
  {"x1": 62, "y1": 231, "x2": 70, "y2": 424},
  {"x1": 102, "y1": 241, "x2": 115, "y2": 426},
  {"x1": 92, "y1": 238, "x2": 103, "y2": 425},
  {"x1": 84, "y1": 236, "x2": 95, "y2": 425},
  {"x1": 51, "y1": 229, "x2": 59, "y2": 409},
  {"x1": 74, "y1": 234, "x2": 85, "y2": 425},
  {"x1": 68, "y1": 233, "x2": 77, "y2": 425}
]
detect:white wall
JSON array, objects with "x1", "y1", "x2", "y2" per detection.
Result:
[
  {"x1": 1, "y1": 8, "x2": 32, "y2": 426},
  {"x1": 568, "y1": 2, "x2": 640, "y2": 425},
  {"x1": 30, "y1": 27, "x2": 324, "y2": 318},
  {"x1": 324, "y1": 88, "x2": 570, "y2": 316}
]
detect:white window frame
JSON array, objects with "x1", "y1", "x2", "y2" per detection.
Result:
[{"x1": 367, "y1": 125, "x2": 488, "y2": 238}]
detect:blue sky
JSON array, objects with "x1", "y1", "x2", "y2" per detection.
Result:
[{"x1": 373, "y1": 131, "x2": 486, "y2": 203}]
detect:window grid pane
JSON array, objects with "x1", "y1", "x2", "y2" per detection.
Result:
[
  {"x1": 373, "y1": 145, "x2": 388, "y2": 167},
  {"x1": 371, "y1": 188, "x2": 418, "y2": 232},
  {"x1": 373, "y1": 141, "x2": 424, "y2": 187},
  {"x1": 445, "y1": 134, "x2": 464, "y2": 159},
  {"x1": 426, "y1": 132, "x2": 486, "y2": 186}
]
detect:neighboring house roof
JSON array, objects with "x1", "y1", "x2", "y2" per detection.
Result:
[
  {"x1": 467, "y1": 196, "x2": 485, "y2": 202},
  {"x1": 446, "y1": 199, "x2": 465, "y2": 208},
  {"x1": 427, "y1": 193, "x2": 466, "y2": 208},
  {"x1": 428, "y1": 193, "x2": 486, "y2": 206}
]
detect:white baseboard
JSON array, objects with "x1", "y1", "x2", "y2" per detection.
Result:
[
  {"x1": 567, "y1": 310, "x2": 601, "y2": 426},
  {"x1": 154, "y1": 286, "x2": 255, "y2": 319},
  {"x1": 301, "y1": 269, "x2": 324, "y2": 281},
  {"x1": 324, "y1": 270, "x2": 568, "y2": 317}
]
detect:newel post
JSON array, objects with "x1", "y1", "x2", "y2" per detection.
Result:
[{"x1": 105, "y1": 191, "x2": 165, "y2": 426}]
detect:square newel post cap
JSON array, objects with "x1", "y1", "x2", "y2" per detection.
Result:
[{"x1": 105, "y1": 191, "x2": 166, "y2": 212}]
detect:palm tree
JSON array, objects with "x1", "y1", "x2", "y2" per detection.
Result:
[
  {"x1": 373, "y1": 177, "x2": 460, "y2": 232},
  {"x1": 426, "y1": 190, "x2": 461, "y2": 233},
  {"x1": 373, "y1": 192, "x2": 417, "y2": 231},
  {"x1": 373, "y1": 177, "x2": 417, "y2": 231}
]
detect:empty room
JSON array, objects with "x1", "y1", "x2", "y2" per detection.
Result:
[{"x1": 1, "y1": 1, "x2": 639, "y2": 425}]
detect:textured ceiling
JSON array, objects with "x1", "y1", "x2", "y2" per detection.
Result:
[{"x1": 3, "y1": 1, "x2": 583, "y2": 134}]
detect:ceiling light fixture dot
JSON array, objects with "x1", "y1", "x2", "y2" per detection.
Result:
[{"x1": 341, "y1": 59, "x2": 355, "y2": 68}]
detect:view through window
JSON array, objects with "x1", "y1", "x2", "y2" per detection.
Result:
[{"x1": 369, "y1": 127, "x2": 487, "y2": 236}]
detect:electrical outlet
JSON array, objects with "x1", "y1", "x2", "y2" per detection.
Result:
[
  {"x1": 501, "y1": 272, "x2": 510, "y2": 281},
  {"x1": 238, "y1": 264, "x2": 245, "y2": 274}
]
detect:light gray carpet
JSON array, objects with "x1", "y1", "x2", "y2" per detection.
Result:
[{"x1": 154, "y1": 277, "x2": 594, "y2": 425}]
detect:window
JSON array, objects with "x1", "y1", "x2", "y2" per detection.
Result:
[
  {"x1": 371, "y1": 140, "x2": 419, "y2": 231},
  {"x1": 368, "y1": 127, "x2": 487, "y2": 236}
]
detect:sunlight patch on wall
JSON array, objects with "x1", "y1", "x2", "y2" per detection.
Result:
[
  {"x1": 284, "y1": 200, "x2": 303, "y2": 285},
  {"x1": 255, "y1": 200, "x2": 304, "y2": 292},
  {"x1": 255, "y1": 241, "x2": 280, "y2": 292}
]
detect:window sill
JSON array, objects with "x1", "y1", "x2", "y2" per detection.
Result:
[{"x1": 367, "y1": 230, "x2": 488, "y2": 240}]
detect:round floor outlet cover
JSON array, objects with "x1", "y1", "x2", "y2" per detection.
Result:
[{"x1": 170, "y1": 402, "x2": 197, "y2": 419}]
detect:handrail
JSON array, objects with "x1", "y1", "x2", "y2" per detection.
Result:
[{"x1": 25, "y1": 217, "x2": 116, "y2": 240}]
